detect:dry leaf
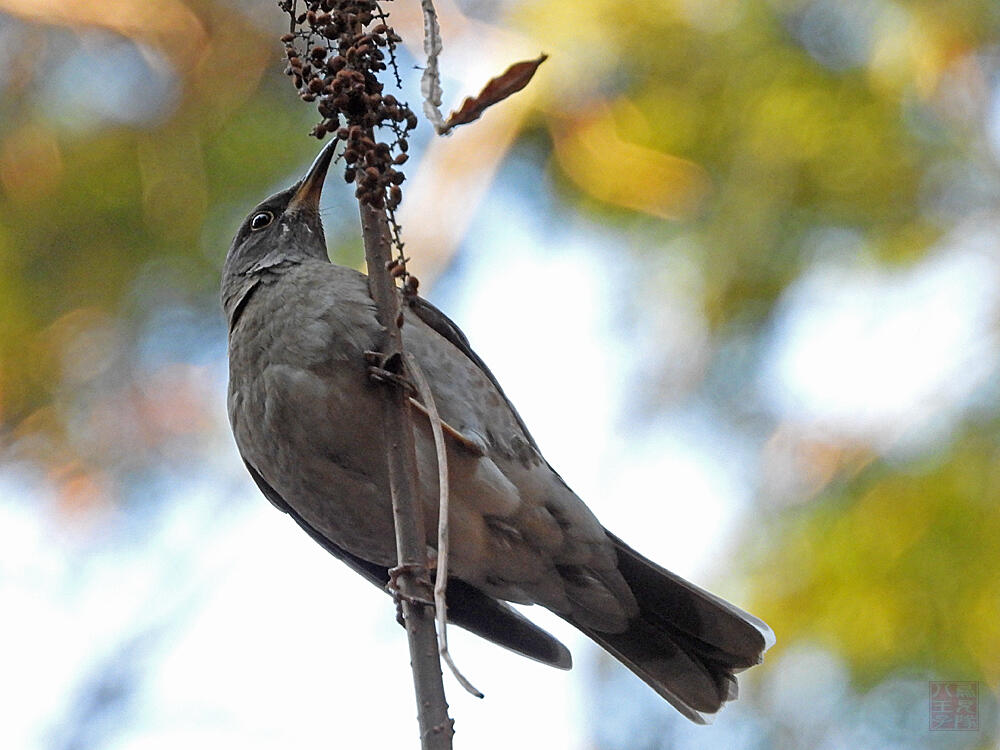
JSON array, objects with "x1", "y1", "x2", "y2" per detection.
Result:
[{"x1": 441, "y1": 53, "x2": 547, "y2": 134}]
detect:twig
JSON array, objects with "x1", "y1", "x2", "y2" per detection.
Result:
[
  {"x1": 407, "y1": 396, "x2": 485, "y2": 455},
  {"x1": 419, "y1": 0, "x2": 446, "y2": 133},
  {"x1": 417, "y1": 0, "x2": 547, "y2": 136},
  {"x1": 359, "y1": 203, "x2": 454, "y2": 749},
  {"x1": 404, "y1": 351, "x2": 484, "y2": 699}
]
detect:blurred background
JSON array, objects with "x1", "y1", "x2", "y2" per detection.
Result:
[{"x1": 1, "y1": 0, "x2": 999, "y2": 748}]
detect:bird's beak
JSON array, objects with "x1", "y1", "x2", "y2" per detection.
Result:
[{"x1": 287, "y1": 138, "x2": 339, "y2": 214}]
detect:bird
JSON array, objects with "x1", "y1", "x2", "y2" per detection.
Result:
[{"x1": 221, "y1": 139, "x2": 774, "y2": 723}]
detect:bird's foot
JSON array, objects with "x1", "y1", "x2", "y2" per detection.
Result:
[
  {"x1": 364, "y1": 350, "x2": 485, "y2": 457},
  {"x1": 387, "y1": 563, "x2": 435, "y2": 625},
  {"x1": 364, "y1": 350, "x2": 416, "y2": 393}
]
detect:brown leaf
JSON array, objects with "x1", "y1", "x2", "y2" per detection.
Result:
[{"x1": 441, "y1": 53, "x2": 547, "y2": 134}]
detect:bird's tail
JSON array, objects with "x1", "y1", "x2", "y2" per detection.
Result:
[{"x1": 571, "y1": 532, "x2": 775, "y2": 723}]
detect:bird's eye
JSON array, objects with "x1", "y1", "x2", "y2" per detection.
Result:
[{"x1": 250, "y1": 211, "x2": 274, "y2": 231}]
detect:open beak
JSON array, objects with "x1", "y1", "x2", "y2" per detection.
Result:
[{"x1": 287, "y1": 138, "x2": 339, "y2": 214}]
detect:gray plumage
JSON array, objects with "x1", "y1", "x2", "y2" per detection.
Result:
[{"x1": 222, "y1": 141, "x2": 773, "y2": 722}]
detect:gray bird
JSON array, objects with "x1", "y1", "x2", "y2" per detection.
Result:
[{"x1": 221, "y1": 140, "x2": 774, "y2": 723}]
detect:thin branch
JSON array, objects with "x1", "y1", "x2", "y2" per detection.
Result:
[
  {"x1": 359, "y1": 203, "x2": 454, "y2": 749},
  {"x1": 418, "y1": 0, "x2": 546, "y2": 136},
  {"x1": 420, "y1": 0, "x2": 446, "y2": 132},
  {"x1": 405, "y1": 351, "x2": 484, "y2": 699},
  {"x1": 281, "y1": 2, "x2": 454, "y2": 745},
  {"x1": 407, "y1": 396, "x2": 485, "y2": 455}
]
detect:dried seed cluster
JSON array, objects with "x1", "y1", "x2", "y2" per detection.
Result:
[{"x1": 279, "y1": 0, "x2": 417, "y2": 211}]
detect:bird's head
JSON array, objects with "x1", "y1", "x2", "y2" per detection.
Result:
[{"x1": 221, "y1": 138, "x2": 338, "y2": 320}]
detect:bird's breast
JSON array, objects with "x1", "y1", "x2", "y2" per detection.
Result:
[{"x1": 225, "y1": 266, "x2": 399, "y2": 564}]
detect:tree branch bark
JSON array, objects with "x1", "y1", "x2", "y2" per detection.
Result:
[{"x1": 359, "y1": 202, "x2": 454, "y2": 749}]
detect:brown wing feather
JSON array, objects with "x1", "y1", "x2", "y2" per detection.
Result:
[{"x1": 407, "y1": 296, "x2": 540, "y2": 452}]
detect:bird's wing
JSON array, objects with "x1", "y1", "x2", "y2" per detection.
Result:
[
  {"x1": 403, "y1": 293, "x2": 639, "y2": 632},
  {"x1": 407, "y1": 296, "x2": 540, "y2": 452},
  {"x1": 243, "y1": 458, "x2": 572, "y2": 669}
]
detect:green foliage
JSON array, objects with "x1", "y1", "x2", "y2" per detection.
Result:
[
  {"x1": 751, "y1": 428, "x2": 1000, "y2": 686},
  {"x1": 514, "y1": 0, "x2": 985, "y2": 324},
  {"x1": 0, "y1": 7, "x2": 319, "y2": 428}
]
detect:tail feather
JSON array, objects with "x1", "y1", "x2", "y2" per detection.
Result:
[
  {"x1": 574, "y1": 617, "x2": 736, "y2": 722},
  {"x1": 608, "y1": 532, "x2": 774, "y2": 660},
  {"x1": 570, "y1": 532, "x2": 774, "y2": 723}
]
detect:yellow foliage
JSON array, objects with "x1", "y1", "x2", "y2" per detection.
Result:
[
  {"x1": 549, "y1": 103, "x2": 712, "y2": 219},
  {"x1": 751, "y1": 433, "x2": 1000, "y2": 685}
]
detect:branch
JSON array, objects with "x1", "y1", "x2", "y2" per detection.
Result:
[
  {"x1": 404, "y1": 351, "x2": 484, "y2": 699},
  {"x1": 359, "y1": 203, "x2": 454, "y2": 749},
  {"x1": 278, "y1": 2, "x2": 548, "y2": 741},
  {"x1": 282, "y1": 2, "x2": 453, "y2": 743}
]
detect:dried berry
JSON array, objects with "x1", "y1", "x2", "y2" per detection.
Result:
[{"x1": 279, "y1": 0, "x2": 419, "y2": 224}]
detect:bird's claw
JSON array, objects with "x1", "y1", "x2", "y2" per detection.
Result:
[
  {"x1": 363, "y1": 350, "x2": 388, "y2": 366},
  {"x1": 368, "y1": 366, "x2": 415, "y2": 391},
  {"x1": 364, "y1": 350, "x2": 415, "y2": 392},
  {"x1": 387, "y1": 563, "x2": 435, "y2": 621}
]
